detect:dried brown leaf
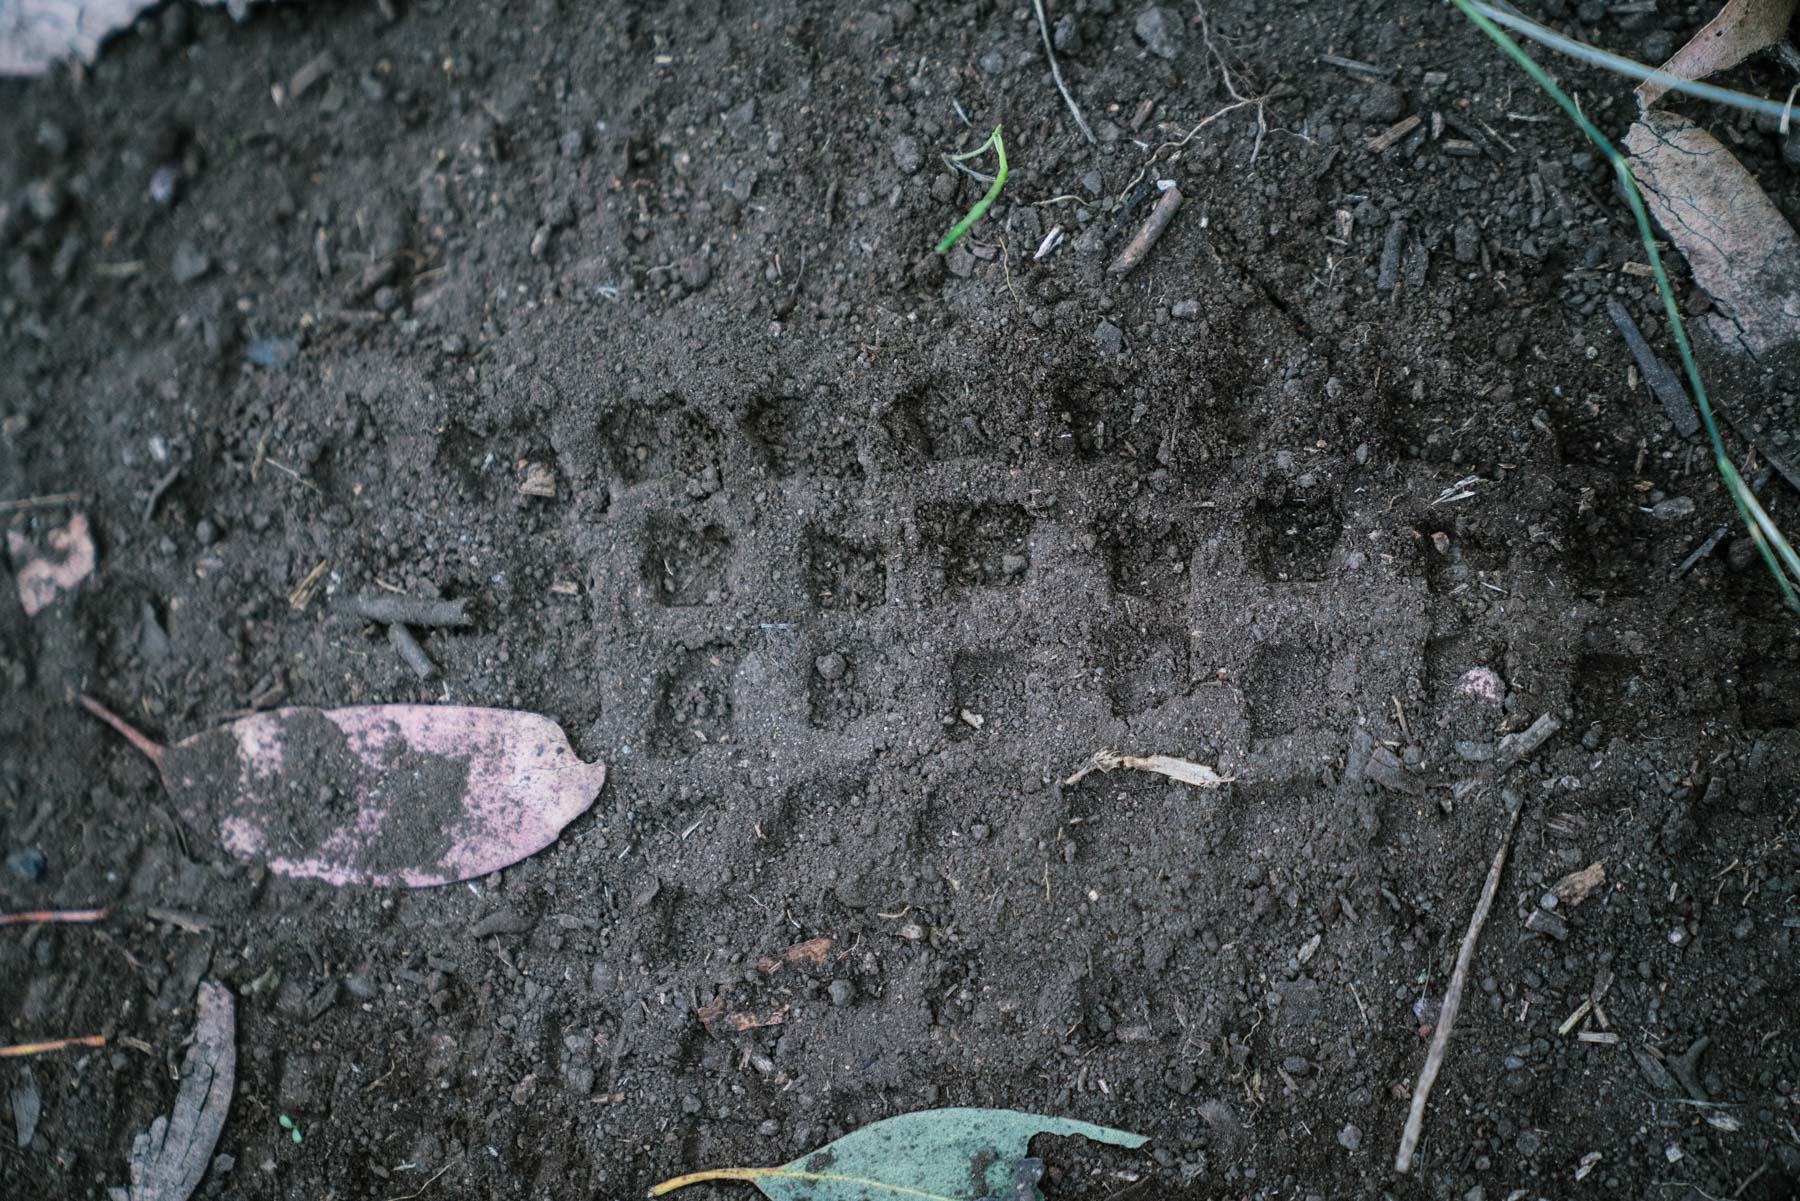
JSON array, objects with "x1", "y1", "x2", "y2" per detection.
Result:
[
  {"x1": 755, "y1": 936, "x2": 834, "y2": 975},
  {"x1": 1636, "y1": 0, "x2": 1798, "y2": 108},
  {"x1": 1551, "y1": 863, "x2": 1607, "y2": 908},
  {"x1": 1627, "y1": 112, "x2": 1800, "y2": 357},
  {"x1": 1065, "y1": 748, "x2": 1234, "y2": 789},
  {"x1": 696, "y1": 995, "x2": 788, "y2": 1034}
]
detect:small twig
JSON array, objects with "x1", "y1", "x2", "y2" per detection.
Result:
[
  {"x1": 1109, "y1": 184, "x2": 1184, "y2": 274},
  {"x1": 0, "y1": 1035, "x2": 107, "y2": 1058},
  {"x1": 146, "y1": 907, "x2": 214, "y2": 934},
  {"x1": 341, "y1": 592, "x2": 472, "y2": 628},
  {"x1": 0, "y1": 908, "x2": 110, "y2": 927},
  {"x1": 0, "y1": 492, "x2": 83, "y2": 514},
  {"x1": 388, "y1": 623, "x2": 438, "y2": 679},
  {"x1": 1395, "y1": 798, "x2": 1524, "y2": 1173},
  {"x1": 386, "y1": 1158, "x2": 457, "y2": 1201},
  {"x1": 142, "y1": 464, "x2": 183, "y2": 524},
  {"x1": 288, "y1": 560, "x2": 330, "y2": 611},
  {"x1": 1030, "y1": 0, "x2": 1095, "y2": 144},
  {"x1": 1606, "y1": 298, "x2": 1699, "y2": 437}
]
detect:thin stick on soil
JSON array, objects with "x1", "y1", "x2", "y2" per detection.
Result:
[
  {"x1": 0, "y1": 1035, "x2": 107, "y2": 1058},
  {"x1": 388, "y1": 622, "x2": 438, "y2": 679},
  {"x1": 0, "y1": 908, "x2": 110, "y2": 927},
  {"x1": 341, "y1": 592, "x2": 473, "y2": 629},
  {"x1": 1109, "y1": 185, "x2": 1184, "y2": 274},
  {"x1": 1394, "y1": 797, "x2": 1524, "y2": 1174},
  {"x1": 0, "y1": 491, "x2": 84, "y2": 514},
  {"x1": 1030, "y1": 0, "x2": 1095, "y2": 144}
]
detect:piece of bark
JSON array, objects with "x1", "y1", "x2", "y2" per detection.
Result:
[{"x1": 113, "y1": 981, "x2": 234, "y2": 1201}]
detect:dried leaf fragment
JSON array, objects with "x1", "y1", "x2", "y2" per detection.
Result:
[
  {"x1": 696, "y1": 995, "x2": 789, "y2": 1034},
  {"x1": 1551, "y1": 863, "x2": 1606, "y2": 908},
  {"x1": 7, "y1": 511, "x2": 95, "y2": 616},
  {"x1": 1064, "y1": 748, "x2": 1234, "y2": 789},
  {"x1": 519, "y1": 462, "x2": 557, "y2": 498},
  {"x1": 1636, "y1": 0, "x2": 1798, "y2": 109},
  {"x1": 1627, "y1": 111, "x2": 1800, "y2": 358},
  {"x1": 756, "y1": 937, "x2": 834, "y2": 975}
]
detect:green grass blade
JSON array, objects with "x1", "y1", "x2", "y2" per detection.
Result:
[
  {"x1": 934, "y1": 126, "x2": 1008, "y2": 254},
  {"x1": 1448, "y1": 0, "x2": 1800, "y2": 615}
]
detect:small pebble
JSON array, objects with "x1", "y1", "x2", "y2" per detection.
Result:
[
  {"x1": 1093, "y1": 321, "x2": 1123, "y2": 356},
  {"x1": 829, "y1": 979, "x2": 856, "y2": 1007},
  {"x1": 1134, "y1": 6, "x2": 1180, "y2": 59},
  {"x1": 5, "y1": 848, "x2": 47, "y2": 881},
  {"x1": 891, "y1": 135, "x2": 922, "y2": 176}
]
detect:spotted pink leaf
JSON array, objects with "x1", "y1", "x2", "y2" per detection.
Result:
[{"x1": 79, "y1": 696, "x2": 604, "y2": 887}]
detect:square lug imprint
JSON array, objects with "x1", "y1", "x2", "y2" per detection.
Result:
[
  {"x1": 919, "y1": 503, "x2": 1032, "y2": 590},
  {"x1": 652, "y1": 644, "x2": 740, "y2": 755},
  {"x1": 950, "y1": 651, "x2": 1024, "y2": 737},
  {"x1": 641, "y1": 514, "x2": 732, "y2": 606},
  {"x1": 1249, "y1": 496, "x2": 1342, "y2": 583},
  {"x1": 804, "y1": 530, "x2": 887, "y2": 611},
  {"x1": 1102, "y1": 628, "x2": 1191, "y2": 716},
  {"x1": 1246, "y1": 642, "x2": 1331, "y2": 738}
]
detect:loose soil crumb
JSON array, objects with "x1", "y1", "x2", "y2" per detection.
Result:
[{"x1": 3, "y1": 1, "x2": 1799, "y2": 1199}]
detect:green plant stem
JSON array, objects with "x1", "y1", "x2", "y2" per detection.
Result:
[
  {"x1": 934, "y1": 126, "x2": 1008, "y2": 254},
  {"x1": 1449, "y1": 0, "x2": 1800, "y2": 614}
]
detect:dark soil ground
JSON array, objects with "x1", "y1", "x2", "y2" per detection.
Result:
[{"x1": 4, "y1": 0, "x2": 1800, "y2": 1198}]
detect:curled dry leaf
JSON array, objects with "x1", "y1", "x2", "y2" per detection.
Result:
[
  {"x1": 1636, "y1": 0, "x2": 1798, "y2": 109},
  {"x1": 6, "y1": 511, "x2": 95, "y2": 616},
  {"x1": 1627, "y1": 111, "x2": 1800, "y2": 357},
  {"x1": 1064, "y1": 748, "x2": 1234, "y2": 789},
  {"x1": 652, "y1": 1106, "x2": 1147, "y2": 1201},
  {"x1": 756, "y1": 936, "x2": 834, "y2": 975},
  {"x1": 1551, "y1": 862, "x2": 1607, "y2": 908},
  {"x1": 697, "y1": 996, "x2": 789, "y2": 1034},
  {"x1": 113, "y1": 981, "x2": 234, "y2": 1201},
  {"x1": 79, "y1": 695, "x2": 604, "y2": 888}
]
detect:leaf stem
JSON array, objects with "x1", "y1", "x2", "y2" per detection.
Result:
[
  {"x1": 77, "y1": 693, "x2": 168, "y2": 769},
  {"x1": 650, "y1": 1167, "x2": 767, "y2": 1196},
  {"x1": 934, "y1": 126, "x2": 1008, "y2": 254}
]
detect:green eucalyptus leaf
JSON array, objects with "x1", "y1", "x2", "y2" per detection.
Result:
[{"x1": 651, "y1": 1106, "x2": 1146, "y2": 1201}]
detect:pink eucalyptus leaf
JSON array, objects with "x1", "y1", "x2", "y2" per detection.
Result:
[
  {"x1": 79, "y1": 697, "x2": 604, "y2": 887},
  {"x1": 7, "y1": 511, "x2": 95, "y2": 617}
]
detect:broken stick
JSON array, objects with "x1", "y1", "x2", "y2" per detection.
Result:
[
  {"x1": 341, "y1": 592, "x2": 473, "y2": 628},
  {"x1": 1394, "y1": 796, "x2": 1523, "y2": 1173},
  {"x1": 1030, "y1": 0, "x2": 1095, "y2": 145},
  {"x1": 1109, "y1": 185, "x2": 1183, "y2": 275},
  {"x1": 388, "y1": 622, "x2": 438, "y2": 680}
]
